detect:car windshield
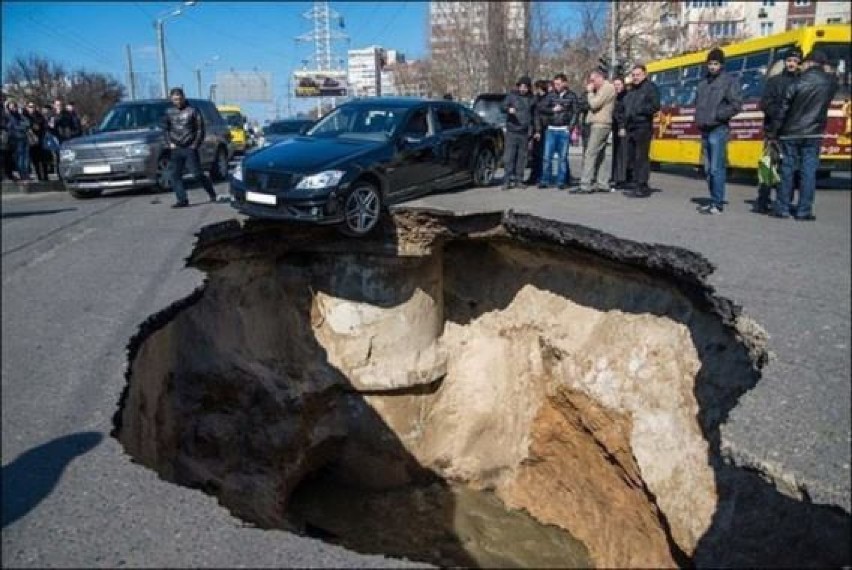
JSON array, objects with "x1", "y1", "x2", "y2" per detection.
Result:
[
  {"x1": 473, "y1": 97, "x2": 506, "y2": 125},
  {"x1": 307, "y1": 105, "x2": 406, "y2": 141},
  {"x1": 266, "y1": 121, "x2": 309, "y2": 135},
  {"x1": 98, "y1": 102, "x2": 171, "y2": 132},
  {"x1": 220, "y1": 112, "x2": 244, "y2": 128}
]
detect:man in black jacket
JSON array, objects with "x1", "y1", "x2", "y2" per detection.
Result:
[
  {"x1": 526, "y1": 79, "x2": 549, "y2": 186},
  {"x1": 609, "y1": 76, "x2": 628, "y2": 190},
  {"x1": 501, "y1": 76, "x2": 534, "y2": 189},
  {"x1": 756, "y1": 47, "x2": 802, "y2": 213},
  {"x1": 622, "y1": 64, "x2": 661, "y2": 197},
  {"x1": 163, "y1": 87, "x2": 218, "y2": 208},
  {"x1": 538, "y1": 73, "x2": 579, "y2": 190},
  {"x1": 695, "y1": 48, "x2": 743, "y2": 214},
  {"x1": 772, "y1": 50, "x2": 837, "y2": 221}
]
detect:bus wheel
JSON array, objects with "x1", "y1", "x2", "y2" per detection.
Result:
[
  {"x1": 816, "y1": 169, "x2": 831, "y2": 180},
  {"x1": 650, "y1": 161, "x2": 661, "y2": 172}
]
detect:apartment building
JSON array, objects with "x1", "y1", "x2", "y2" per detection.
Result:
[{"x1": 429, "y1": 1, "x2": 529, "y2": 101}]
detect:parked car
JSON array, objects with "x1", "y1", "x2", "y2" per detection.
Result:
[
  {"x1": 257, "y1": 119, "x2": 314, "y2": 148},
  {"x1": 59, "y1": 98, "x2": 232, "y2": 199},
  {"x1": 217, "y1": 104, "x2": 248, "y2": 154},
  {"x1": 230, "y1": 97, "x2": 502, "y2": 236}
]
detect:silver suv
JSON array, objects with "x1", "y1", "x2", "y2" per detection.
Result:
[{"x1": 59, "y1": 98, "x2": 232, "y2": 199}]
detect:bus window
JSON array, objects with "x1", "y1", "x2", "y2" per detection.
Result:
[
  {"x1": 745, "y1": 52, "x2": 770, "y2": 71},
  {"x1": 678, "y1": 80, "x2": 699, "y2": 107},
  {"x1": 741, "y1": 51, "x2": 770, "y2": 101},
  {"x1": 724, "y1": 57, "x2": 745, "y2": 74},
  {"x1": 682, "y1": 65, "x2": 702, "y2": 81},
  {"x1": 813, "y1": 42, "x2": 852, "y2": 98}
]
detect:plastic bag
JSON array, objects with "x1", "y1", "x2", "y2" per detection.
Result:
[{"x1": 757, "y1": 142, "x2": 780, "y2": 187}]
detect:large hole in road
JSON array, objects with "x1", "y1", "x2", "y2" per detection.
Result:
[{"x1": 113, "y1": 211, "x2": 850, "y2": 568}]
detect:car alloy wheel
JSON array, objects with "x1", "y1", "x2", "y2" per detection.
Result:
[
  {"x1": 474, "y1": 148, "x2": 496, "y2": 186},
  {"x1": 156, "y1": 155, "x2": 172, "y2": 191},
  {"x1": 343, "y1": 183, "x2": 381, "y2": 236}
]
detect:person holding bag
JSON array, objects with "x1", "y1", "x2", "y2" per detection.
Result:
[{"x1": 4, "y1": 100, "x2": 32, "y2": 180}]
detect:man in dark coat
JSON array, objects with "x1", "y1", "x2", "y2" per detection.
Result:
[
  {"x1": 527, "y1": 79, "x2": 549, "y2": 186},
  {"x1": 772, "y1": 50, "x2": 837, "y2": 221},
  {"x1": 501, "y1": 76, "x2": 535, "y2": 189},
  {"x1": 609, "y1": 76, "x2": 628, "y2": 190},
  {"x1": 163, "y1": 87, "x2": 218, "y2": 208},
  {"x1": 756, "y1": 47, "x2": 802, "y2": 213},
  {"x1": 694, "y1": 48, "x2": 743, "y2": 214},
  {"x1": 622, "y1": 64, "x2": 661, "y2": 197}
]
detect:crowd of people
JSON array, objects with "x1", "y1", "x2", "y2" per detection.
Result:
[
  {"x1": 500, "y1": 46, "x2": 837, "y2": 220},
  {"x1": 1, "y1": 96, "x2": 83, "y2": 182}
]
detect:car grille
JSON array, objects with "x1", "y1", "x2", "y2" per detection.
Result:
[
  {"x1": 245, "y1": 170, "x2": 296, "y2": 191},
  {"x1": 74, "y1": 146, "x2": 127, "y2": 161}
]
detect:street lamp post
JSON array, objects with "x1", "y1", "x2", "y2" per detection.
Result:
[
  {"x1": 196, "y1": 55, "x2": 220, "y2": 99},
  {"x1": 155, "y1": 1, "x2": 198, "y2": 98}
]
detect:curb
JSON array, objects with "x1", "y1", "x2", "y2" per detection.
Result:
[{"x1": 1, "y1": 179, "x2": 66, "y2": 195}]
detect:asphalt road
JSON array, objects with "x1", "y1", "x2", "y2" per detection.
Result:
[{"x1": 1, "y1": 162, "x2": 849, "y2": 567}]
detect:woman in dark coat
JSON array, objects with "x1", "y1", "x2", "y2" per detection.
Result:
[
  {"x1": 24, "y1": 102, "x2": 49, "y2": 181},
  {"x1": 4, "y1": 100, "x2": 32, "y2": 180}
]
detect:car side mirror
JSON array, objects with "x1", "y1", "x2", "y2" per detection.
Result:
[{"x1": 299, "y1": 124, "x2": 312, "y2": 135}]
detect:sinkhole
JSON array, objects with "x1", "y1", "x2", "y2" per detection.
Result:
[{"x1": 112, "y1": 211, "x2": 850, "y2": 568}]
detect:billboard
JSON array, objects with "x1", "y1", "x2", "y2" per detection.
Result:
[
  {"x1": 216, "y1": 71, "x2": 273, "y2": 103},
  {"x1": 294, "y1": 70, "x2": 348, "y2": 97}
]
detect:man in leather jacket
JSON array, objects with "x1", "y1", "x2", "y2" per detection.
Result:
[
  {"x1": 622, "y1": 64, "x2": 661, "y2": 197},
  {"x1": 501, "y1": 76, "x2": 534, "y2": 189},
  {"x1": 537, "y1": 73, "x2": 579, "y2": 190},
  {"x1": 695, "y1": 48, "x2": 743, "y2": 214},
  {"x1": 772, "y1": 50, "x2": 837, "y2": 221},
  {"x1": 163, "y1": 87, "x2": 218, "y2": 207},
  {"x1": 756, "y1": 47, "x2": 802, "y2": 213}
]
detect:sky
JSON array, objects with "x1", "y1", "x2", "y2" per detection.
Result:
[
  {"x1": 1, "y1": 1, "x2": 580, "y2": 122},
  {"x1": 1, "y1": 1, "x2": 434, "y2": 121}
]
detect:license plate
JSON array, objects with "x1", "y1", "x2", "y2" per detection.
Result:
[
  {"x1": 246, "y1": 191, "x2": 277, "y2": 205},
  {"x1": 83, "y1": 164, "x2": 111, "y2": 174}
]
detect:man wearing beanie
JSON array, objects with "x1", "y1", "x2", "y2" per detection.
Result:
[
  {"x1": 773, "y1": 50, "x2": 837, "y2": 221},
  {"x1": 501, "y1": 75, "x2": 534, "y2": 190},
  {"x1": 695, "y1": 47, "x2": 742, "y2": 215},
  {"x1": 756, "y1": 47, "x2": 802, "y2": 214}
]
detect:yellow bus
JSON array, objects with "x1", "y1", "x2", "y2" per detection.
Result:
[{"x1": 646, "y1": 24, "x2": 851, "y2": 172}]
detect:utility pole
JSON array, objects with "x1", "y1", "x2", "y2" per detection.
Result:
[
  {"x1": 195, "y1": 68, "x2": 202, "y2": 98},
  {"x1": 610, "y1": 0, "x2": 618, "y2": 80},
  {"x1": 126, "y1": 44, "x2": 136, "y2": 100},
  {"x1": 156, "y1": 19, "x2": 168, "y2": 97},
  {"x1": 296, "y1": 1, "x2": 348, "y2": 117}
]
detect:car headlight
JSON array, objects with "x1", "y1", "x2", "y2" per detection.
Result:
[
  {"x1": 231, "y1": 162, "x2": 243, "y2": 182},
  {"x1": 295, "y1": 170, "x2": 345, "y2": 190},
  {"x1": 124, "y1": 143, "x2": 151, "y2": 157},
  {"x1": 60, "y1": 149, "x2": 76, "y2": 161}
]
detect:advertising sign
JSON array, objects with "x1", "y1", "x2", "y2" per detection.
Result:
[
  {"x1": 217, "y1": 71, "x2": 273, "y2": 103},
  {"x1": 294, "y1": 70, "x2": 348, "y2": 97}
]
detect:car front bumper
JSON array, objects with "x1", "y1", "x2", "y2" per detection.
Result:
[
  {"x1": 229, "y1": 180, "x2": 345, "y2": 224},
  {"x1": 59, "y1": 157, "x2": 157, "y2": 190}
]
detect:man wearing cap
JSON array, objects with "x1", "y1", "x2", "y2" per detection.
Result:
[
  {"x1": 501, "y1": 76, "x2": 535, "y2": 190},
  {"x1": 756, "y1": 47, "x2": 802, "y2": 214},
  {"x1": 695, "y1": 48, "x2": 743, "y2": 215},
  {"x1": 773, "y1": 50, "x2": 837, "y2": 221}
]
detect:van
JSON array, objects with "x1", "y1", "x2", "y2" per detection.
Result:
[{"x1": 217, "y1": 104, "x2": 248, "y2": 153}]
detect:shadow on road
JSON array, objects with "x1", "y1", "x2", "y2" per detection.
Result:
[
  {"x1": 1, "y1": 208, "x2": 78, "y2": 220},
  {"x1": 2, "y1": 431, "x2": 103, "y2": 528}
]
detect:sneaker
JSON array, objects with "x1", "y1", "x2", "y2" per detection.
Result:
[
  {"x1": 557, "y1": 184, "x2": 567, "y2": 191},
  {"x1": 209, "y1": 193, "x2": 219, "y2": 202},
  {"x1": 171, "y1": 200, "x2": 189, "y2": 209},
  {"x1": 501, "y1": 183, "x2": 510, "y2": 191},
  {"x1": 768, "y1": 211, "x2": 790, "y2": 219},
  {"x1": 699, "y1": 204, "x2": 722, "y2": 215},
  {"x1": 795, "y1": 214, "x2": 816, "y2": 221},
  {"x1": 537, "y1": 182, "x2": 548, "y2": 189}
]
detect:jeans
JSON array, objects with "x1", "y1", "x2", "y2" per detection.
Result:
[
  {"x1": 15, "y1": 138, "x2": 30, "y2": 179},
  {"x1": 701, "y1": 125, "x2": 729, "y2": 209},
  {"x1": 776, "y1": 138, "x2": 820, "y2": 219},
  {"x1": 503, "y1": 131, "x2": 528, "y2": 183},
  {"x1": 541, "y1": 128, "x2": 570, "y2": 186},
  {"x1": 170, "y1": 146, "x2": 216, "y2": 203},
  {"x1": 580, "y1": 124, "x2": 611, "y2": 189}
]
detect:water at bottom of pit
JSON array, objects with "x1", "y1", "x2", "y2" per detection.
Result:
[{"x1": 286, "y1": 466, "x2": 592, "y2": 569}]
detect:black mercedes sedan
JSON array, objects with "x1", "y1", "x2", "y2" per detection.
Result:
[{"x1": 229, "y1": 97, "x2": 502, "y2": 236}]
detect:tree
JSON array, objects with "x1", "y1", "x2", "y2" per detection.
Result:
[{"x1": 3, "y1": 54, "x2": 125, "y2": 127}]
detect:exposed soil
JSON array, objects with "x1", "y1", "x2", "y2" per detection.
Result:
[{"x1": 112, "y1": 211, "x2": 850, "y2": 568}]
